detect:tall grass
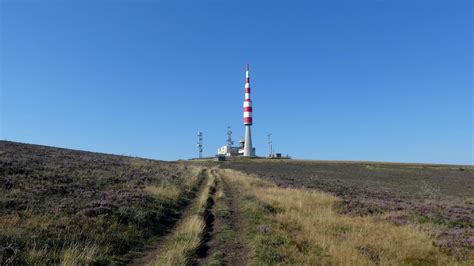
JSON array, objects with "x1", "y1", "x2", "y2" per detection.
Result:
[
  {"x1": 60, "y1": 244, "x2": 100, "y2": 266},
  {"x1": 221, "y1": 169, "x2": 463, "y2": 265},
  {"x1": 153, "y1": 215, "x2": 205, "y2": 266},
  {"x1": 144, "y1": 184, "x2": 181, "y2": 201},
  {"x1": 150, "y1": 171, "x2": 216, "y2": 266},
  {"x1": 196, "y1": 173, "x2": 216, "y2": 214}
]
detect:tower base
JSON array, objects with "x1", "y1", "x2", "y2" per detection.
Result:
[{"x1": 243, "y1": 125, "x2": 254, "y2": 157}]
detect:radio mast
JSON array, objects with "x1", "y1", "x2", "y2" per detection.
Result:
[
  {"x1": 197, "y1": 132, "x2": 203, "y2": 158},
  {"x1": 226, "y1": 126, "x2": 234, "y2": 146},
  {"x1": 243, "y1": 64, "x2": 254, "y2": 156},
  {"x1": 267, "y1": 133, "x2": 273, "y2": 157}
]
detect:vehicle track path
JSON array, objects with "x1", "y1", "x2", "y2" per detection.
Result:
[
  {"x1": 196, "y1": 169, "x2": 249, "y2": 266},
  {"x1": 132, "y1": 168, "x2": 249, "y2": 266},
  {"x1": 132, "y1": 169, "x2": 211, "y2": 265},
  {"x1": 219, "y1": 169, "x2": 250, "y2": 266}
]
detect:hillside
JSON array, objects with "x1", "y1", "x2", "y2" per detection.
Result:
[
  {"x1": 221, "y1": 159, "x2": 474, "y2": 260},
  {"x1": 1, "y1": 141, "x2": 472, "y2": 265},
  {"x1": 0, "y1": 141, "x2": 204, "y2": 264}
]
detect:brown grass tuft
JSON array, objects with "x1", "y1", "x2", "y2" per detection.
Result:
[
  {"x1": 151, "y1": 215, "x2": 205, "y2": 266},
  {"x1": 60, "y1": 244, "x2": 99, "y2": 266},
  {"x1": 143, "y1": 184, "x2": 181, "y2": 201}
]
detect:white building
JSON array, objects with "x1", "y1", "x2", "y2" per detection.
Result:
[
  {"x1": 217, "y1": 139, "x2": 255, "y2": 157},
  {"x1": 217, "y1": 145, "x2": 240, "y2": 157}
]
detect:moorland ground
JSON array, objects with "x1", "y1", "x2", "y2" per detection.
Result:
[
  {"x1": 0, "y1": 141, "x2": 205, "y2": 264},
  {"x1": 1, "y1": 141, "x2": 473, "y2": 265},
  {"x1": 221, "y1": 159, "x2": 474, "y2": 260}
]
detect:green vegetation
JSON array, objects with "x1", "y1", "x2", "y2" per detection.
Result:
[
  {"x1": 222, "y1": 168, "x2": 465, "y2": 265},
  {"x1": 1, "y1": 141, "x2": 472, "y2": 265},
  {"x1": 408, "y1": 213, "x2": 472, "y2": 229},
  {"x1": 208, "y1": 178, "x2": 237, "y2": 266},
  {"x1": 0, "y1": 141, "x2": 204, "y2": 264},
  {"x1": 223, "y1": 159, "x2": 474, "y2": 260},
  {"x1": 151, "y1": 171, "x2": 216, "y2": 265},
  {"x1": 240, "y1": 196, "x2": 287, "y2": 264}
]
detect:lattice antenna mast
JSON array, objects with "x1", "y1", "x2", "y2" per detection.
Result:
[
  {"x1": 197, "y1": 132, "x2": 203, "y2": 158},
  {"x1": 226, "y1": 126, "x2": 234, "y2": 146},
  {"x1": 267, "y1": 133, "x2": 273, "y2": 157}
]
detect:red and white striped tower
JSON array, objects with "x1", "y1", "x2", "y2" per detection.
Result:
[{"x1": 243, "y1": 64, "x2": 254, "y2": 156}]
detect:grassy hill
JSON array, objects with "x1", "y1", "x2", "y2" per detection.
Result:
[
  {"x1": 0, "y1": 141, "x2": 204, "y2": 264},
  {"x1": 220, "y1": 159, "x2": 474, "y2": 260},
  {"x1": 1, "y1": 141, "x2": 472, "y2": 264}
]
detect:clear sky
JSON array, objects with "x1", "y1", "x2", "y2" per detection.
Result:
[{"x1": 1, "y1": 0, "x2": 472, "y2": 164}]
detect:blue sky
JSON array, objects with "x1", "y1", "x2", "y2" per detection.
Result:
[{"x1": 1, "y1": 0, "x2": 472, "y2": 164}]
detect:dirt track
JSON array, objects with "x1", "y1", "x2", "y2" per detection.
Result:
[
  {"x1": 186, "y1": 169, "x2": 249, "y2": 265},
  {"x1": 132, "y1": 169, "x2": 211, "y2": 265},
  {"x1": 211, "y1": 170, "x2": 249, "y2": 266},
  {"x1": 137, "y1": 169, "x2": 250, "y2": 265}
]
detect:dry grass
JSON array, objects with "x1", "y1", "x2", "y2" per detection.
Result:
[
  {"x1": 0, "y1": 141, "x2": 209, "y2": 264},
  {"x1": 143, "y1": 184, "x2": 181, "y2": 201},
  {"x1": 221, "y1": 169, "x2": 463, "y2": 265},
  {"x1": 151, "y1": 215, "x2": 205, "y2": 266},
  {"x1": 196, "y1": 172, "x2": 216, "y2": 215},
  {"x1": 183, "y1": 164, "x2": 206, "y2": 187},
  {"x1": 216, "y1": 185, "x2": 224, "y2": 200},
  {"x1": 1, "y1": 213, "x2": 57, "y2": 237},
  {"x1": 143, "y1": 165, "x2": 205, "y2": 201},
  {"x1": 150, "y1": 171, "x2": 216, "y2": 266},
  {"x1": 60, "y1": 244, "x2": 99, "y2": 266},
  {"x1": 26, "y1": 248, "x2": 48, "y2": 264}
]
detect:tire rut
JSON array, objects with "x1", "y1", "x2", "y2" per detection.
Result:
[
  {"x1": 220, "y1": 171, "x2": 249, "y2": 266},
  {"x1": 196, "y1": 169, "x2": 249, "y2": 266},
  {"x1": 194, "y1": 170, "x2": 217, "y2": 263},
  {"x1": 131, "y1": 169, "x2": 210, "y2": 265}
]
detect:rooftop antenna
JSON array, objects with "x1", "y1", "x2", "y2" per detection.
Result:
[
  {"x1": 267, "y1": 133, "x2": 273, "y2": 157},
  {"x1": 197, "y1": 132, "x2": 203, "y2": 158},
  {"x1": 226, "y1": 126, "x2": 234, "y2": 146}
]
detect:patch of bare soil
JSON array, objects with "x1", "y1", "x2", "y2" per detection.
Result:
[
  {"x1": 195, "y1": 170, "x2": 217, "y2": 264},
  {"x1": 193, "y1": 169, "x2": 249, "y2": 266},
  {"x1": 220, "y1": 170, "x2": 249, "y2": 266}
]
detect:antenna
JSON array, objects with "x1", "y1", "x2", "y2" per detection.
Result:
[
  {"x1": 197, "y1": 132, "x2": 203, "y2": 158},
  {"x1": 226, "y1": 126, "x2": 234, "y2": 146},
  {"x1": 267, "y1": 133, "x2": 273, "y2": 157}
]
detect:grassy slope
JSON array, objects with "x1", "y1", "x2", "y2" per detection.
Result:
[
  {"x1": 220, "y1": 159, "x2": 474, "y2": 260},
  {"x1": 221, "y1": 168, "x2": 467, "y2": 265},
  {"x1": 0, "y1": 141, "x2": 202, "y2": 264},
  {"x1": 2, "y1": 141, "x2": 472, "y2": 264},
  {"x1": 223, "y1": 159, "x2": 473, "y2": 199},
  {"x1": 143, "y1": 165, "x2": 471, "y2": 265}
]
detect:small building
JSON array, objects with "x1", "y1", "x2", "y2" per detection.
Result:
[
  {"x1": 217, "y1": 139, "x2": 255, "y2": 158},
  {"x1": 217, "y1": 145, "x2": 240, "y2": 157}
]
